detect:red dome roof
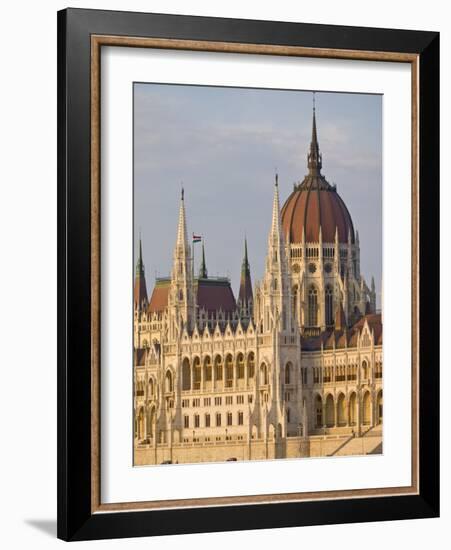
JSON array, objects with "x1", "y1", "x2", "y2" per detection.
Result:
[
  {"x1": 281, "y1": 179, "x2": 355, "y2": 244},
  {"x1": 281, "y1": 105, "x2": 355, "y2": 244}
]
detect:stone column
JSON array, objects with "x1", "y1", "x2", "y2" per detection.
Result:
[{"x1": 357, "y1": 393, "x2": 362, "y2": 436}]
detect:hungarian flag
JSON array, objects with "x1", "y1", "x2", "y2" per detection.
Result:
[{"x1": 192, "y1": 234, "x2": 202, "y2": 243}]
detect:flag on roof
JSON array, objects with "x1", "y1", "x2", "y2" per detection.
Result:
[{"x1": 192, "y1": 234, "x2": 202, "y2": 243}]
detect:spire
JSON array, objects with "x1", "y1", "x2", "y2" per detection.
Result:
[
  {"x1": 270, "y1": 173, "x2": 282, "y2": 241},
  {"x1": 170, "y1": 188, "x2": 194, "y2": 333},
  {"x1": 176, "y1": 187, "x2": 188, "y2": 250},
  {"x1": 199, "y1": 241, "x2": 208, "y2": 278},
  {"x1": 135, "y1": 233, "x2": 144, "y2": 276},
  {"x1": 243, "y1": 237, "x2": 249, "y2": 271},
  {"x1": 134, "y1": 234, "x2": 148, "y2": 310},
  {"x1": 238, "y1": 236, "x2": 253, "y2": 312},
  {"x1": 307, "y1": 92, "x2": 322, "y2": 175}
]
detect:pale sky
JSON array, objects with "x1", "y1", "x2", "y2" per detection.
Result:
[{"x1": 134, "y1": 83, "x2": 382, "y2": 306}]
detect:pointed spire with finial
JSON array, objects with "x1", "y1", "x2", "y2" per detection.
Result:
[
  {"x1": 238, "y1": 236, "x2": 253, "y2": 313},
  {"x1": 270, "y1": 172, "x2": 282, "y2": 241},
  {"x1": 307, "y1": 92, "x2": 322, "y2": 175},
  {"x1": 134, "y1": 232, "x2": 148, "y2": 310},
  {"x1": 199, "y1": 241, "x2": 208, "y2": 278},
  {"x1": 135, "y1": 231, "x2": 144, "y2": 276},
  {"x1": 175, "y1": 185, "x2": 189, "y2": 255}
]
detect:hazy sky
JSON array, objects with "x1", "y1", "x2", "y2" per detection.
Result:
[{"x1": 134, "y1": 83, "x2": 382, "y2": 305}]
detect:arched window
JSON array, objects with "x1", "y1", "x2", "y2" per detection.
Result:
[
  {"x1": 362, "y1": 360, "x2": 368, "y2": 380},
  {"x1": 377, "y1": 390, "x2": 383, "y2": 424},
  {"x1": 214, "y1": 356, "x2": 223, "y2": 381},
  {"x1": 193, "y1": 357, "x2": 201, "y2": 390},
  {"x1": 247, "y1": 352, "x2": 255, "y2": 378},
  {"x1": 204, "y1": 356, "x2": 212, "y2": 382},
  {"x1": 178, "y1": 289, "x2": 183, "y2": 301},
  {"x1": 165, "y1": 370, "x2": 173, "y2": 393},
  {"x1": 182, "y1": 358, "x2": 191, "y2": 391},
  {"x1": 315, "y1": 395, "x2": 323, "y2": 428},
  {"x1": 308, "y1": 286, "x2": 318, "y2": 327},
  {"x1": 326, "y1": 394, "x2": 335, "y2": 427},
  {"x1": 260, "y1": 363, "x2": 268, "y2": 385},
  {"x1": 225, "y1": 355, "x2": 233, "y2": 388},
  {"x1": 148, "y1": 378, "x2": 154, "y2": 396},
  {"x1": 349, "y1": 392, "x2": 357, "y2": 425},
  {"x1": 337, "y1": 394, "x2": 346, "y2": 426},
  {"x1": 363, "y1": 391, "x2": 371, "y2": 425},
  {"x1": 285, "y1": 362, "x2": 292, "y2": 384},
  {"x1": 148, "y1": 407, "x2": 155, "y2": 437},
  {"x1": 292, "y1": 286, "x2": 298, "y2": 320},
  {"x1": 286, "y1": 408, "x2": 291, "y2": 423},
  {"x1": 325, "y1": 285, "x2": 334, "y2": 326},
  {"x1": 237, "y1": 353, "x2": 245, "y2": 379}
]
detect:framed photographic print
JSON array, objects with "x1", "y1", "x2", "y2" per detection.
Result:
[{"x1": 57, "y1": 8, "x2": 439, "y2": 541}]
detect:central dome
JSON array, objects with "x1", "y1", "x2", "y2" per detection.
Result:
[
  {"x1": 281, "y1": 179, "x2": 355, "y2": 244},
  {"x1": 281, "y1": 107, "x2": 355, "y2": 244}
]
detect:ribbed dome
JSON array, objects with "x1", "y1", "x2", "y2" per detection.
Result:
[
  {"x1": 281, "y1": 104, "x2": 355, "y2": 244},
  {"x1": 281, "y1": 179, "x2": 355, "y2": 244}
]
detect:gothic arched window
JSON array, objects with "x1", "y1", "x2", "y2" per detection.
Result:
[
  {"x1": 325, "y1": 285, "x2": 334, "y2": 326},
  {"x1": 292, "y1": 286, "x2": 298, "y2": 320},
  {"x1": 260, "y1": 363, "x2": 268, "y2": 385},
  {"x1": 165, "y1": 370, "x2": 173, "y2": 393},
  {"x1": 247, "y1": 352, "x2": 255, "y2": 378},
  {"x1": 308, "y1": 286, "x2": 318, "y2": 327},
  {"x1": 285, "y1": 362, "x2": 292, "y2": 384},
  {"x1": 225, "y1": 355, "x2": 233, "y2": 388}
]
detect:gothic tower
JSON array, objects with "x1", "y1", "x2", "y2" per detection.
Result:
[
  {"x1": 134, "y1": 235, "x2": 148, "y2": 311},
  {"x1": 280, "y1": 99, "x2": 375, "y2": 333},
  {"x1": 168, "y1": 189, "x2": 195, "y2": 337},
  {"x1": 237, "y1": 237, "x2": 253, "y2": 319}
]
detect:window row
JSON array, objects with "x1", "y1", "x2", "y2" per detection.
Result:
[
  {"x1": 183, "y1": 411, "x2": 245, "y2": 429},
  {"x1": 181, "y1": 394, "x2": 250, "y2": 408}
]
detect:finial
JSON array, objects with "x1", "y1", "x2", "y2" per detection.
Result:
[
  {"x1": 199, "y1": 240, "x2": 208, "y2": 279},
  {"x1": 181, "y1": 184, "x2": 184, "y2": 201},
  {"x1": 275, "y1": 171, "x2": 279, "y2": 187},
  {"x1": 313, "y1": 91, "x2": 316, "y2": 112}
]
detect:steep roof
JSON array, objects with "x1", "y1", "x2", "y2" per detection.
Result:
[
  {"x1": 301, "y1": 312, "x2": 383, "y2": 351},
  {"x1": 147, "y1": 277, "x2": 236, "y2": 315},
  {"x1": 197, "y1": 278, "x2": 236, "y2": 313},
  {"x1": 148, "y1": 278, "x2": 170, "y2": 313}
]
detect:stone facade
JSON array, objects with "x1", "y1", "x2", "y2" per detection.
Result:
[{"x1": 133, "y1": 109, "x2": 382, "y2": 465}]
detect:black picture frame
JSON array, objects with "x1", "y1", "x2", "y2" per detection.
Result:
[{"x1": 57, "y1": 7, "x2": 439, "y2": 541}]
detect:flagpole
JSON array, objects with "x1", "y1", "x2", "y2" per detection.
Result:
[{"x1": 192, "y1": 234, "x2": 195, "y2": 281}]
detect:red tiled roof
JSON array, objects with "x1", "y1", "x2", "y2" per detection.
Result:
[
  {"x1": 147, "y1": 278, "x2": 236, "y2": 314},
  {"x1": 197, "y1": 279, "x2": 236, "y2": 313},
  {"x1": 281, "y1": 183, "x2": 355, "y2": 244},
  {"x1": 148, "y1": 280, "x2": 170, "y2": 313},
  {"x1": 301, "y1": 313, "x2": 382, "y2": 351}
]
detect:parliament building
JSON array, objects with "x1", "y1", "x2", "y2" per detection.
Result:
[{"x1": 133, "y1": 107, "x2": 383, "y2": 465}]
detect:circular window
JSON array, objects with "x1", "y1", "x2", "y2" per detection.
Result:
[
  {"x1": 324, "y1": 262, "x2": 332, "y2": 274},
  {"x1": 308, "y1": 262, "x2": 317, "y2": 274},
  {"x1": 292, "y1": 263, "x2": 300, "y2": 273}
]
